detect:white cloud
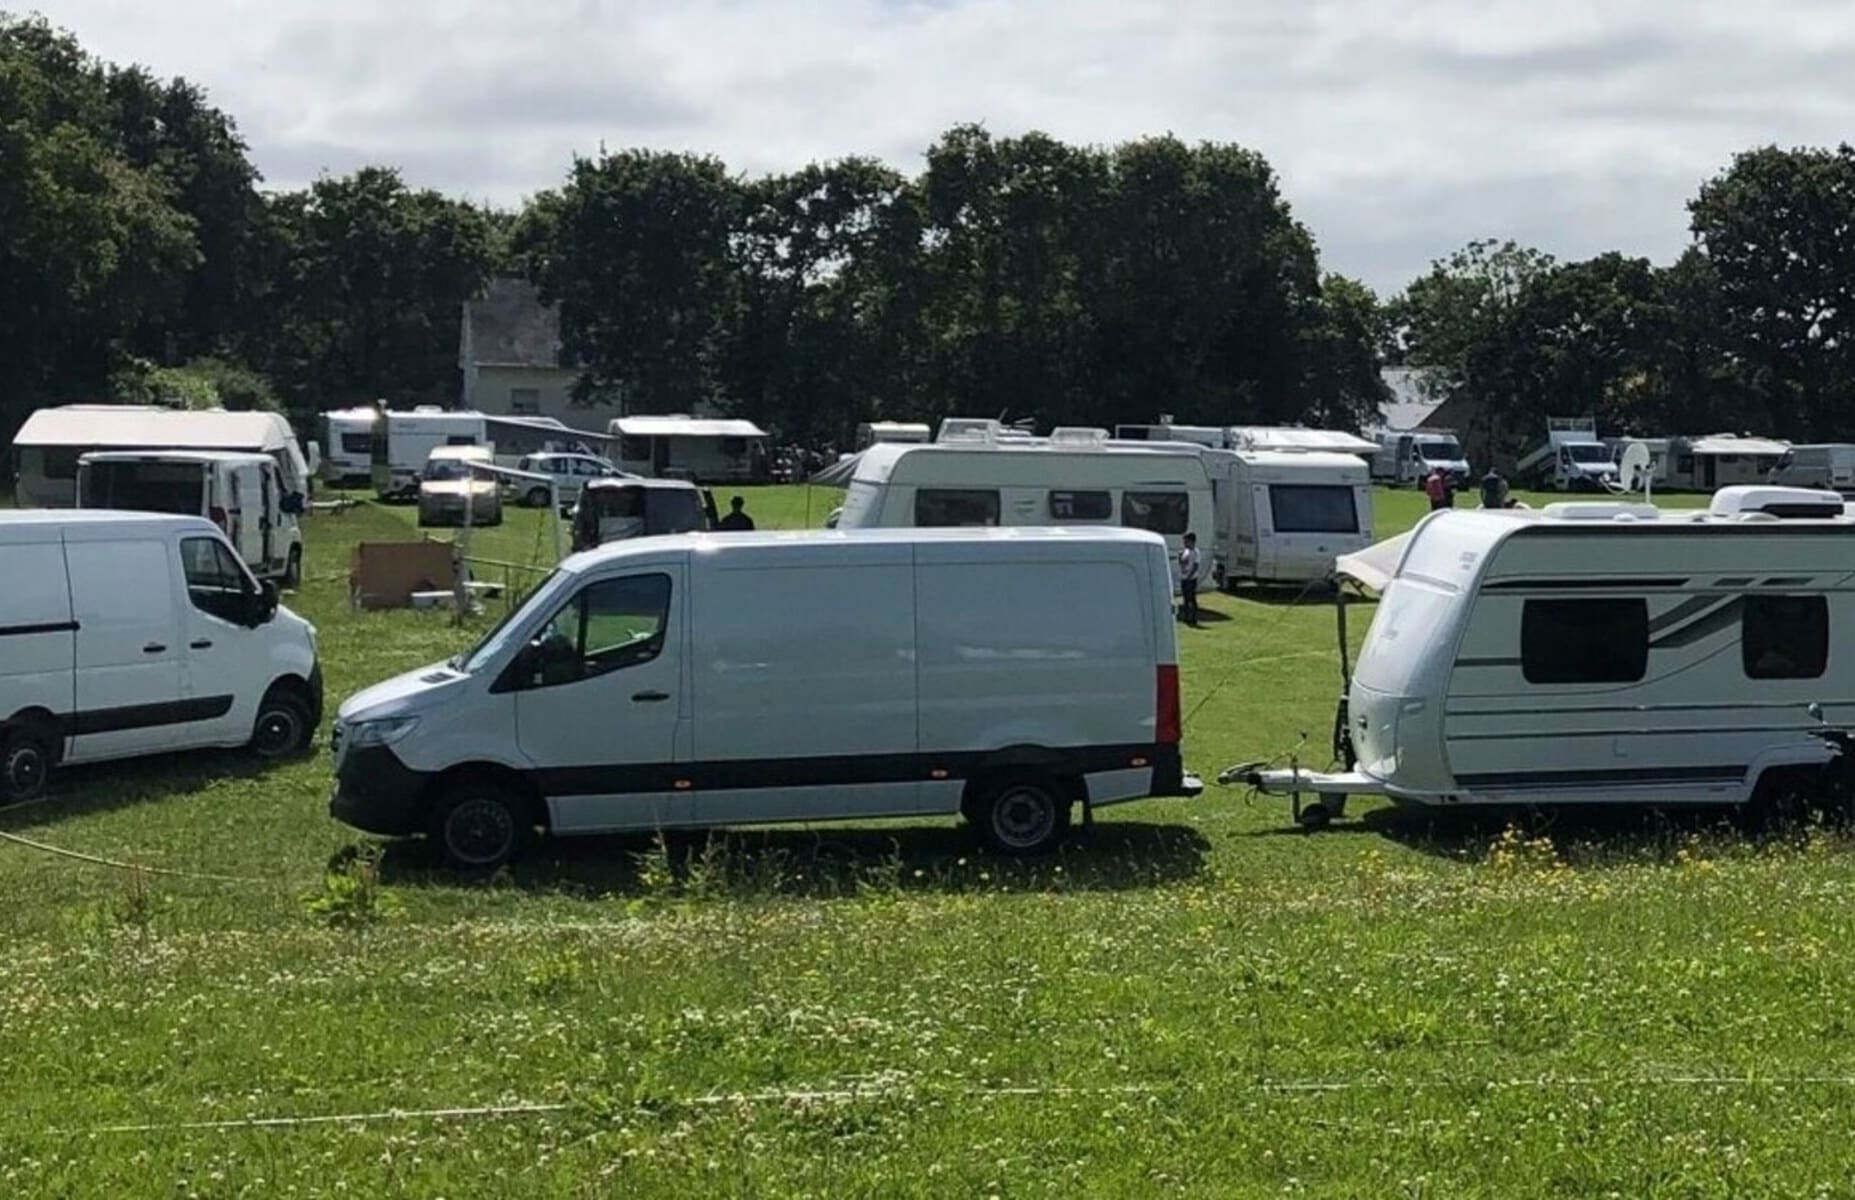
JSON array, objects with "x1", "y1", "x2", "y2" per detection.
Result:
[{"x1": 31, "y1": 0, "x2": 1855, "y2": 291}]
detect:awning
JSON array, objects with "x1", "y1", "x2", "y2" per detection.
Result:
[
  {"x1": 1333, "y1": 531, "x2": 1412, "y2": 593},
  {"x1": 806, "y1": 453, "x2": 862, "y2": 487}
]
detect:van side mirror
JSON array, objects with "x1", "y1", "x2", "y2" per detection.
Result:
[
  {"x1": 280, "y1": 491, "x2": 306, "y2": 515},
  {"x1": 251, "y1": 579, "x2": 279, "y2": 626}
]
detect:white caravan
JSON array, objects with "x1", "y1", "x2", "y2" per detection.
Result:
[
  {"x1": 330, "y1": 528, "x2": 1201, "y2": 866},
  {"x1": 1246, "y1": 487, "x2": 1855, "y2": 826},
  {"x1": 77, "y1": 451, "x2": 306, "y2": 587},
  {"x1": 1610, "y1": 435, "x2": 1791, "y2": 492},
  {"x1": 1230, "y1": 427, "x2": 1379, "y2": 457},
  {"x1": 1371, "y1": 430, "x2": 1471, "y2": 485},
  {"x1": 12, "y1": 405, "x2": 312, "y2": 509},
  {"x1": 610, "y1": 416, "x2": 770, "y2": 482},
  {"x1": 833, "y1": 436, "x2": 1214, "y2": 582},
  {"x1": 1114, "y1": 422, "x2": 1233, "y2": 449},
  {"x1": 1516, "y1": 417, "x2": 1619, "y2": 491},
  {"x1": 0, "y1": 511, "x2": 321, "y2": 800},
  {"x1": 320, "y1": 407, "x2": 378, "y2": 485},
  {"x1": 370, "y1": 409, "x2": 488, "y2": 499},
  {"x1": 856, "y1": 421, "x2": 931, "y2": 449},
  {"x1": 1773, "y1": 444, "x2": 1855, "y2": 494},
  {"x1": 1210, "y1": 449, "x2": 1373, "y2": 587}
]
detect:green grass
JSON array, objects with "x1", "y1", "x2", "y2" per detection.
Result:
[{"x1": 4, "y1": 484, "x2": 1849, "y2": 1198}]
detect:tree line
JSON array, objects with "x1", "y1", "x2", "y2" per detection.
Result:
[{"x1": 5, "y1": 11, "x2": 1855, "y2": 459}]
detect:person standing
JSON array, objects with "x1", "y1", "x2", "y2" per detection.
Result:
[
  {"x1": 716, "y1": 495, "x2": 756, "y2": 531},
  {"x1": 1425, "y1": 467, "x2": 1449, "y2": 511},
  {"x1": 1479, "y1": 468, "x2": 1509, "y2": 510},
  {"x1": 1177, "y1": 532, "x2": 1202, "y2": 627}
]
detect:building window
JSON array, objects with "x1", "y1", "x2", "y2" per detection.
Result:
[
  {"x1": 1048, "y1": 490, "x2": 1113, "y2": 520},
  {"x1": 914, "y1": 489, "x2": 1000, "y2": 526},
  {"x1": 1521, "y1": 599, "x2": 1648, "y2": 684},
  {"x1": 1743, "y1": 595, "x2": 1828, "y2": 679},
  {"x1": 509, "y1": 387, "x2": 541, "y2": 414},
  {"x1": 1122, "y1": 491, "x2": 1190, "y2": 536},
  {"x1": 1269, "y1": 485, "x2": 1359, "y2": 533}
]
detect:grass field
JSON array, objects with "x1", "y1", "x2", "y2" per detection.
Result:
[{"x1": 9, "y1": 483, "x2": 1855, "y2": 1197}]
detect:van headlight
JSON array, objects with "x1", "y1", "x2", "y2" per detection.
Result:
[{"x1": 346, "y1": 716, "x2": 421, "y2": 748}]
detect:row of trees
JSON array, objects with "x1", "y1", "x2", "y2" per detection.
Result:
[{"x1": 9, "y1": 11, "x2": 1855, "y2": 455}]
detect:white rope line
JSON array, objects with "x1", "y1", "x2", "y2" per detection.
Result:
[
  {"x1": 0, "y1": 828, "x2": 270, "y2": 886},
  {"x1": 63, "y1": 1074, "x2": 1855, "y2": 1136}
]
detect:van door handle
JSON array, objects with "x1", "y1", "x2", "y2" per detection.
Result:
[
  {"x1": 190, "y1": 639, "x2": 213, "y2": 650},
  {"x1": 631, "y1": 690, "x2": 671, "y2": 703},
  {"x1": 143, "y1": 643, "x2": 167, "y2": 654}
]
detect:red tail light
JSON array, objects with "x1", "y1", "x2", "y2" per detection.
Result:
[
  {"x1": 209, "y1": 505, "x2": 228, "y2": 531},
  {"x1": 1156, "y1": 663, "x2": 1181, "y2": 745}
]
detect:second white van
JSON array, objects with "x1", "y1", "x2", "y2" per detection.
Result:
[
  {"x1": 77, "y1": 450, "x2": 306, "y2": 587},
  {"x1": 1, "y1": 512, "x2": 322, "y2": 801},
  {"x1": 331, "y1": 528, "x2": 1201, "y2": 867}
]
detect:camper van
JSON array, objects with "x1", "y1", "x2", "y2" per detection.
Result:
[
  {"x1": 1771, "y1": 444, "x2": 1855, "y2": 494},
  {"x1": 856, "y1": 422, "x2": 931, "y2": 449},
  {"x1": 0, "y1": 511, "x2": 321, "y2": 799},
  {"x1": 1247, "y1": 487, "x2": 1855, "y2": 826},
  {"x1": 77, "y1": 451, "x2": 305, "y2": 587},
  {"x1": 610, "y1": 416, "x2": 770, "y2": 482},
  {"x1": 1211, "y1": 449, "x2": 1373, "y2": 586},
  {"x1": 1371, "y1": 430, "x2": 1471, "y2": 486},
  {"x1": 320, "y1": 408, "x2": 378, "y2": 485},
  {"x1": 569, "y1": 478, "x2": 712, "y2": 552},
  {"x1": 329, "y1": 527, "x2": 1200, "y2": 867},
  {"x1": 12, "y1": 405, "x2": 313, "y2": 508},
  {"x1": 832, "y1": 435, "x2": 1214, "y2": 581}
]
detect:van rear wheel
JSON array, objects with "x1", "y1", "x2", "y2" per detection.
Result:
[
  {"x1": 283, "y1": 545, "x2": 303, "y2": 589},
  {"x1": 972, "y1": 774, "x2": 1071, "y2": 856},
  {"x1": 431, "y1": 780, "x2": 533, "y2": 869},
  {"x1": 1, "y1": 727, "x2": 54, "y2": 802}
]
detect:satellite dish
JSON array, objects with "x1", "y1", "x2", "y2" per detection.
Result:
[{"x1": 1614, "y1": 443, "x2": 1653, "y2": 500}]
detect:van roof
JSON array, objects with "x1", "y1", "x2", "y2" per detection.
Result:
[
  {"x1": 0, "y1": 509, "x2": 219, "y2": 535},
  {"x1": 79, "y1": 449, "x2": 275, "y2": 466},
  {"x1": 558, "y1": 525, "x2": 1167, "y2": 573}
]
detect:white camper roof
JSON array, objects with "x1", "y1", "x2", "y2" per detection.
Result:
[
  {"x1": 1687, "y1": 434, "x2": 1790, "y2": 457},
  {"x1": 1232, "y1": 427, "x2": 1378, "y2": 455},
  {"x1": 1234, "y1": 449, "x2": 1371, "y2": 472},
  {"x1": 611, "y1": 416, "x2": 768, "y2": 439},
  {"x1": 79, "y1": 449, "x2": 274, "y2": 467},
  {"x1": 848, "y1": 439, "x2": 1211, "y2": 487},
  {"x1": 16, "y1": 405, "x2": 301, "y2": 459}
]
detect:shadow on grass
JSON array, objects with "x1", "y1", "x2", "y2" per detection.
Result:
[
  {"x1": 0, "y1": 748, "x2": 297, "y2": 830},
  {"x1": 1354, "y1": 801, "x2": 1829, "y2": 867},
  {"x1": 373, "y1": 818, "x2": 1212, "y2": 899},
  {"x1": 1215, "y1": 584, "x2": 1350, "y2": 610}
]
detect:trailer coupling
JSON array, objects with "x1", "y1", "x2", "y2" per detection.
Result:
[{"x1": 1220, "y1": 763, "x2": 1377, "y2": 831}]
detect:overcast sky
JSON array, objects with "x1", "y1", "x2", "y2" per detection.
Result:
[{"x1": 31, "y1": 0, "x2": 1855, "y2": 293}]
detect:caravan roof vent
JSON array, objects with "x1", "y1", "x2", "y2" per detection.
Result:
[
  {"x1": 1709, "y1": 486, "x2": 1846, "y2": 520},
  {"x1": 1540, "y1": 502, "x2": 1662, "y2": 522},
  {"x1": 1049, "y1": 426, "x2": 1109, "y2": 446},
  {"x1": 937, "y1": 418, "x2": 1002, "y2": 444}
]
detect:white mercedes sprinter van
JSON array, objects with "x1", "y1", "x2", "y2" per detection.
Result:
[
  {"x1": 0, "y1": 512, "x2": 322, "y2": 801},
  {"x1": 332, "y1": 528, "x2": 1201, "y2": 867}
]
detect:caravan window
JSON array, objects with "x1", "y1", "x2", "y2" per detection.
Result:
[
  {"x1": 340, "y1": 433, "x2": 371, "y2": 454},
  {"x1": 1121, "y1": 491, "x2": 1190, "y2": 535},
  {"x1": 620, "y1": 436, "x2": 651, "y2": 462},
  {"x1": 1049, "y1": 490, "x2": 1113, "y2": 521},
  {"x1": 915, "y1": 489, "x2": 1000, "y2": 526},
  {"x1": 1743, "y1": 595, "x2": 1828, "y2": 679},
  {"x1": 1269, "y1": 485, "x2": 1359, "y2": 534},
  {"x1": 1521, "y1": 599, "x2": 1648, "y2": 684}
]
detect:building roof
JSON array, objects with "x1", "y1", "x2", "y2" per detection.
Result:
[
  {"x1": 1376, "y1": 366, "x2": 1450, "y2": 433},
  {"x1": 463, "y1": 277, "x2": 563, "y2": 369},
  {"x1": 612, "y1": 416, "x2": 769, "y2": 439}
]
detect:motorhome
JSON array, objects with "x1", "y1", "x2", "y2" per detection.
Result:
[
  {"x1": 418, "y1": 446, "x2": 502, "y2": 527},
  {"x1": 831, "y1": 430, "x2": 1214, "y2": 581},
  {"x1": 1609, "y1": 435, "x2": 1790, "y2": 492},
  {"x1": 610, "y1": 416, "x2": 770, "y2": 482},
  {"x1": 0, "y1": 511, "x2": 321, "y2": 800},
  {"x1": 1210, "y1": 449, "x2": 1373, "y2": 587},
  {"x1": 320, "y1": 407, "x2": 378, "y2": 485},
  {"x1": 1516, "y1": 417, "x2": 1619, "y2": 491},
  {"x1": 1247, "y1": 487, "x2": 1855, "y2": 827},
  {"x1": 12, "y1": 405, "x2": 312, "y2": 508},
  {"x1": 1371, "y1": 430, "x2": 1471, "y2": 486},
  {"x1": 1771, "y1": 444, "x2": 1855, "y2": 494},
  {"x1": 570, "y1": 477, "x2": 713, "y2": 551},
  {"x1": 856, "y1": 422, "x2": 931, "y2": 449},
  {"x1": 77, "y1": 451, "x2": 305, "y2": 586},
  {"x1": 329, "y1": 527, "x2": 1200, "y2": 867}
]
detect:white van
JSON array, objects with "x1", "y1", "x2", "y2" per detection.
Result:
[
  {"x1": 1211, "y1": 449, "x2": 1373, "y2": 586},
  {"x1": 1371, "y1": 430, "x2": 1471, "y2": 486},
  {"x1": 833, "y1": 440, "x2": 1214, "y2": 582},
  {"x1": 1772, "y1": 444, "x2": 1855, "y2": 495},
  {"x1": 77, "y1": 451, "x2": 306, "y2": 587},
  {"x1": 0, "y1": 512, "x2": 322, "y2": 800},
  {"x1": 330, "y1": 528, "x2": 1200, "y2": 867}
]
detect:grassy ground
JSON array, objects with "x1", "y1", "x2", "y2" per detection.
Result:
[{"x1": 5, "y1": 484, "x2": 1848, "y2": 1198}]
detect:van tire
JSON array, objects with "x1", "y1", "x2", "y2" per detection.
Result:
[
  {"x1": 250, "y1": 687, "x2": 313, "y2": 759},
  {"x1": 971, "y1": 774, "x2": 1072, "y2": 856},
  {"x1": 431, "y1": 779, "x2": 533, "y2": 869},
  {"x1": 283, "y1": 545, "x2": 303, "y2": 590},
  {"x1": 1, "y1": 725, "x2": 55, "y2": 802},
  {"x1": 524, "y1": 486, "x2": 550, "y2": 508}
]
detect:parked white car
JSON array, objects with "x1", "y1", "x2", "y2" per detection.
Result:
[
  {"x1": 0, "y1": 511, "x2": 321, "y2": 800},
  {"x1": 77, "y1": 450, "x2": 306, "y2": 587},
  {"x1": 514, "y1": 452, "x2": 628, "y2": 509},
  {"x1": 331, "y1": 527, "x2": 1201, "y2": 867}
]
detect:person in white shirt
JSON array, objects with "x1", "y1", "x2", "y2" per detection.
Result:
[{"x1": 1177, "y1": 532, "x2": 1201, "y2": 626}]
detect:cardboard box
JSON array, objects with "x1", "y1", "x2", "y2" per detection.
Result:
[{"x1": 350, "y1": 540, "x2": 456, "y2": 610}]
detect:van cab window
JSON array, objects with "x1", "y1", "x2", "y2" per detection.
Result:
[
  {"x1": 181, "y1": 536, "x2": 252, "y2": 623},
  {"x1": 529, "y1": 574, "x2": 671, "y2": 686},
  {"x1": 1121, "y1": 491, "x2": 1189, "y2": 535},
  {"x1": 916, "y1": 489, "x2": 1000, "y2": 526}
]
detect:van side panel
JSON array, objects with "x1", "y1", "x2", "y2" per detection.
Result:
[
  {"x1": 914, "y1": 547, "x2": 1157, "y2": 801},
  {"x1": 691, "y1": 544, "x2": 923, "y2": 822},
  {"x1": 0, "y1": 539, "x2": 77, "y2": 743},
  {"x1": 64, "y1": 537, "x2": 191, "y2": 762}
]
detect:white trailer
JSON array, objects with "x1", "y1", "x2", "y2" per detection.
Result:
[
  {"x1": 856, "y1": 422, "x2": 931, "y2": 449},
  {"x1": 610, "y1": 416, "x2": 770, "y2": 482},
  {"x1": 1515, "y1": 417, "x2": 1619, "y2": 491},
  {"x1": 12, "y1": 405, "x2": 312, "y2": 509},
  {"x1": 1610, "y1": 435, "x2": 1791, "y2": 491},
  {"x1": 319, "y1": 408, "x2": 378, "y2": 485},
  {"x1": 1245, "y1": 486, "x2": 1855, "y2": 826},
  {"x1": 1210, "y1": 449, "x2": 1374, "y2": 587}
]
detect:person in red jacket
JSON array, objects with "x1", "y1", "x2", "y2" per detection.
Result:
[{"x1": 1424, "y1": 466, "x2": 1454, "y2": 511}]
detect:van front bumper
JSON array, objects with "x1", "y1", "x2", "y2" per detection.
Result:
[{"x1": 329, "y1": 743, "x2": 431, "y2": 835}]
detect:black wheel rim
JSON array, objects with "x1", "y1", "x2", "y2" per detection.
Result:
[
  {"x1": 445, "y1": 797, "x2": 515, "y2": 865},
  {"x1": 6, "y1": 744, "x2": 46, "y2": 796},
  {"x1": 254, "y1": 707, "x2": 302, "y2": 757},
  {"x1": 993, "y1": 786, "x2": 1056, "y2": 848}
]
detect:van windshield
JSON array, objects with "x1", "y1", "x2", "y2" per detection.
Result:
[
  {"x1": 457, "y1": 570, "x2": 565, "y2": 673},
  {"x1": 1565, "y1": 443, "x2": 1610, "y2": 463},
  {"x1": 1418, "y1": 439, "x2": 1463, "y2": 462}
]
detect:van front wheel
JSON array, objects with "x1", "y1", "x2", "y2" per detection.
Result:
[
  {"x1": 1, "y1": 727, "x2": 54, "y2": 802},
  {"x1": 972, "y1": 775, "x2": 1071, "y2": 856},
  {"x1": 432, "y1": 781, "x2": 533, "y2": 869},
  {"x1": 250, "y1": 688, "x2": 313, "y2": 758}
]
